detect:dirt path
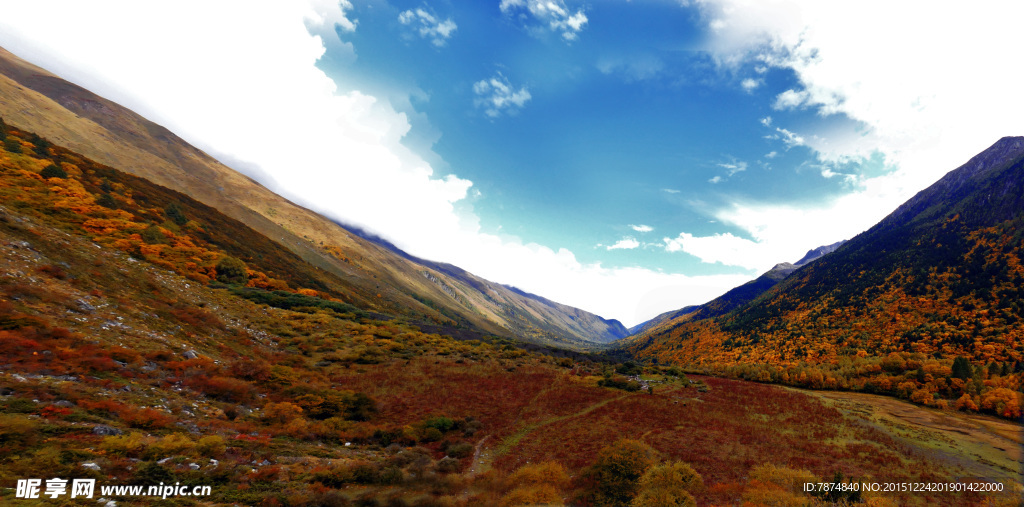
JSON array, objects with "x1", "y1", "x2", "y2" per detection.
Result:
[
  {"x1": 466, "y1": 434, "x2": 491, "y2": 477},
  {"x1": 470, "y1": 392, "x2": 631, "y2": 474},
  {"x1": 796, "y1": 388, "x2": 1023, "y2": 482}
]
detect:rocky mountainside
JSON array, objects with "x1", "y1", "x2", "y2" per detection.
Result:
[{"x1": 0, "y1": 46, "x2": 622, "y2": 347}]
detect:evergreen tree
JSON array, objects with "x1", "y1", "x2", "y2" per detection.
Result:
[
  {"x1": 96, "y1": 193, "x2": 117, "y2": 209},
  {"x1": 951, "y1": 356, "x2": 972, "y2": 380},
  {"x1": 165, "y1": 203, "x2": 188, "y2": 226},
  {"x1": 3, "y1": 137, "x2": 22, "y2": 154},
  {"x1": 40, "y1": 164, "x2": 67, "y2": 179},
  {"x1": 30, "y1": 134, "x2": 50, "y2": 156}
]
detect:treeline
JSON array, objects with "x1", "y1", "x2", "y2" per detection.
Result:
[{"x1": 689, "y1": 352, "x2": 1022, "y2": 419}]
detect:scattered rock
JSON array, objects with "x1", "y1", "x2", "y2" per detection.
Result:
[
  {"x1": 93, "y1": 425, "x2": 123, "y2": 436},
  {"x1": 81, "y1": 462, "x2": 102, "y2": 471},
  {"x1": 54, "y1": 400, "x2": 75, "y2": 408},
  {"x1": 182, "y1": 350, "x2": 199, "y2": 360},
  {"x1": 209, "y1": 459, "x2": 219, "y2": 467},
  {"x1": 175, "y1": 421, "x2": 201, "y2": 435},
  {"x1": 9, "y1": 240, "x2": 32, "y2": 250},
  {"x1": 157, "y1": 457, "x2": 172, "y2": 465},
  {"x1": 189, "y1": 463, "x2": 200, "y2": 470},
  {"x1": 75, "y1": 299, "x2": 96, "y2": 314}
]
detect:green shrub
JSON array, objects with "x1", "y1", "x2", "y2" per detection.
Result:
[
  {"x1": 141, "y1": 225, "x2": 169, "y2": 244},
  {"x1": 195, "y1": 434, "x2": 228, "y2": 458},
  {"x1": 133, "y1": 461, "x2": 176, "y2": 485},
  {"x1": 0, "y1": 414, "x2": 42, "y2": 447},
  {"x1": 165, "y1": 203, "x2": 188, "y2": 226},
  {"x1": 96, "y1": 193, "x2": 117, "y2": 209},
  {"x1": 4, "y1": 137, "x2": 22, "y2": 154},
  {"x1": 424, "y1": 416, "x2": 455, "y2": 432},
  {"x1": 421, "y1": 428, "x2": 443, "y2": 442},
  {"x1": 436, "y1": 457, "x2": 461, "y2": 474},
  {"x1": 1, "y1": 398, "x2": 37, "y2": 414},
  {"x1": 444, "y1": 441, "x2": 473, "y2": 459},
  {"x1": 215, "y1": 256, "x2": 248, "y2": 284},
  {"x1": 228, "y1": 287, "x2": 364, "y2": 317},
  {"x1": 598, "y1": 376, "x2": 641, "y2": 392},
  {"x1": 40, "y1": 164, "x2": 67, "y2": 179}
]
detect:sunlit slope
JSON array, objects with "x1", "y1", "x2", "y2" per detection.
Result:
[
  {"x1": 0, "y1": 46, "x2": 623, "y2": 347},
  {"x1": 626, "y1": 137, "x2": 1024, "y2": 418},
  {"x1": 625, "y1": 241, "x2": 845, "y2": 339}
]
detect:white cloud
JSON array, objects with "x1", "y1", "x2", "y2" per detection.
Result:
[
  {"x1": 663, "y1": 232, "x2": 761, "y2": 270},
  {"x1": 398, "y1": 6, "x2": 457, "y2": 47},
  {"x1": 765, "y1": 151, "x2": 778, "y2": 159},
  {"x1": 630, "y1": 224, "x2": 654, "y2": 233},
  {"x1": 774, "y1": 126, "x2": 805, "y2": 149},
  {"x1": 473, "y1": 73, "x2": 532, "y2": 117},
  {"x1": 0, "y1": 0, "x2": 750, "y2": 328},
  {"x1": 717, "y1": 160, "x2": 747, "y2": 176},
  {"x1": 662, "y1": 188, "x2": 681, "y2": 194},
  {"x1": 500, "y1": 0, "x2": 588, "y2": 41},
  {"x1": 708, "y1": 176, "x2": 722, "y2": 184},
  {"x1": 691, "y1": 0, "x2": 1024, "y2": 272},
  {"x1": 607, "y1": 237, "x2": 641, "y2": 250},
  {"x1": 773, "y1": 88, "x2": 808, "y2": 110},
  {"x1": 305, "y1": 0, "x2": 357, "y2": 34},
  {"x1": 740, "y1": 77, "x2": 761, "y2": 92}
]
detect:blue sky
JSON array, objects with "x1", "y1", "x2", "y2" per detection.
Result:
[
  {"x1": 2, "y1": 1, "x2": 1022, "y2": 326},
  {"x1": 320, "y1": 0, "x2": 853, "y2": 275}
]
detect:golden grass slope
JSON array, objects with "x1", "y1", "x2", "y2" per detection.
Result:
[{"x1": 0, "y1": 46, "x2": 623, "y2": 347}]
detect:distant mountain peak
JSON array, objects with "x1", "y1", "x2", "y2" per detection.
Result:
[{"x1": 793, "y1": 240, "x2": 846, "y2": 266}]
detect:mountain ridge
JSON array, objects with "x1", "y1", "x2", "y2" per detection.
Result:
[
  {"x1": 624, "y1": 239, "x2": 846, "y2": 339},
  {"x1": 622, "y1": 136, "x2": 1024, "y2": 418},
  {"x1": 0, "y1": 45, "x2": 622, "y2": 347}
]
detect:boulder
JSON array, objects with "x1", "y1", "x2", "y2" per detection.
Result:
[{"x1": 93, "y1": 425, "x2": 123, "y2": 436}]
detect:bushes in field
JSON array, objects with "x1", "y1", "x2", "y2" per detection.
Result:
[
  {"x1": 215, "y1": 255, "x2": 248, "y2": 284},
  {"x1": 229, "y1": 287, "x2": 363, "y2": 317},
  {"x1": 632, "y1": 461, "x2": 703, "y2": 507},
  {"x1": 576, "y1": 439, "x2": 705, "y2": 507},
  {"x1": 40, "y1": 164, "x2": 67, "y2": 179},
  {"x1": 598, "y1": 375, "x2": 641, "y2": 392}
]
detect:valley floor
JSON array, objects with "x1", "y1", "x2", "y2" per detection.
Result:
[{"x1": 796, "y1": 388, "x2": 1023, "y2": 484}]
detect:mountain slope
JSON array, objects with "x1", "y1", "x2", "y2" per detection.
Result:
[
  {"x1": 0, "y1": 46, "x2": 621, "y2": 347},
  {"x1": 626, "y1": 240, "x2": 846, "y2": 338},
  {"x1": 625, "y1": 138, "x2": 1024, "y2": 418}
]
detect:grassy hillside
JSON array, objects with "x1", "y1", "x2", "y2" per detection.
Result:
[
  {"x1": 2, "y1": 122, "x2": 1019, "y2": 505},
  {"x1": 0, "y1": 46, "x2": 624, "y2": 348},
  {"x1": 627, "y1": 242, "x2": 845, "y2": 338},
  {"x1": 624, "y1": 137, "x2": 1024, "y2": 420}
]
